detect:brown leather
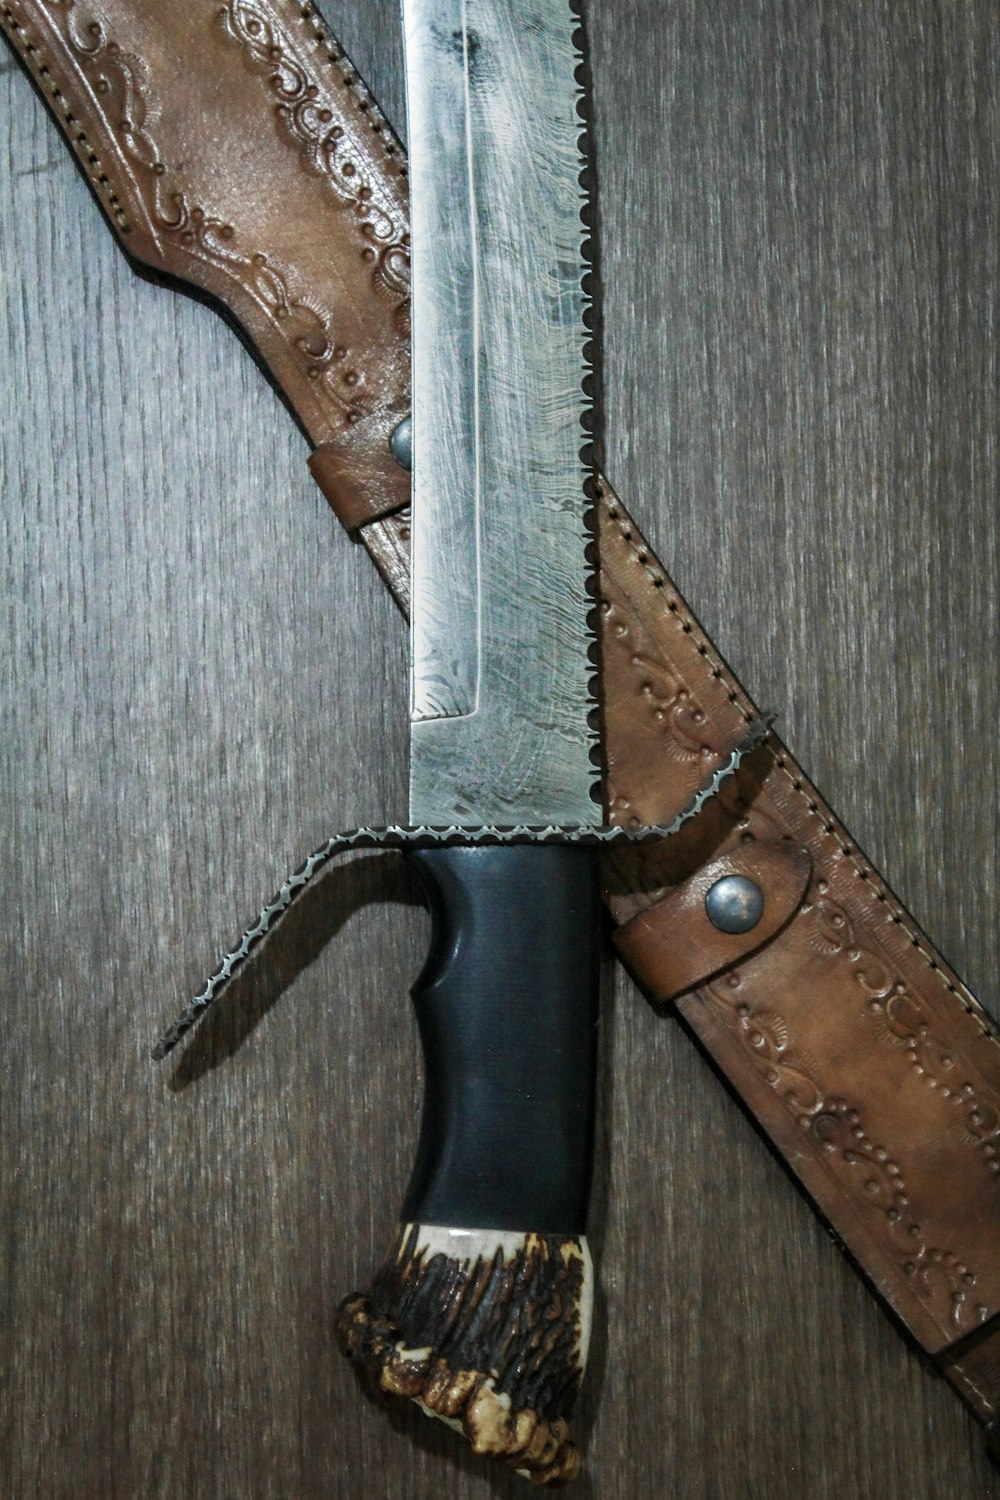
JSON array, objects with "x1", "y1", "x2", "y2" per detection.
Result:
[
  {"x1": 596, "y1": 484, "x2": 1000, "y2": 1365},
  {"x1": 941, "y1": 1324, "x2": 1000, "y2": 1427},
  {"x1": 614, "y1": 842, "x2": 812, "y2": 1005},
  {"x1": 0, "y1": 0, "x2": 412, "y2": 596},
  {"x1": 5, "y1": 0, "x2": 1000, "y2": 1442},
  {"x1": 309, "y1": 425, "x2": 411, "y2": 532}
]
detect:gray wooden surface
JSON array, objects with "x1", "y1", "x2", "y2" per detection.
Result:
[{"x1": 2, "y1": 2, "x2": 999, "y2": 1496}]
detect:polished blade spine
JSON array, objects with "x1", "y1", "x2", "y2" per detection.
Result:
[{"x1": 405, "y1": 0, "x2": 596, "y2": 825}]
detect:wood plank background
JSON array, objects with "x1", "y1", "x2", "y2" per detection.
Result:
[{"x1": 2, "y1": 1, "x2": 999, "y2": 1495}]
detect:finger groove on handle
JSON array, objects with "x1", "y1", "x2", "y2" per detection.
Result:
[
  {"x1": 338, "y1": 843, "x2": 601, "y2": 1482},
  {"x1": 403, "y1": 843, "x2": 602, "y2": 1234}
]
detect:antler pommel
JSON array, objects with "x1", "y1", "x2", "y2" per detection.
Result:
[{"x1": 336, "y1": 1224, "x2": 593, "y2": 1486}]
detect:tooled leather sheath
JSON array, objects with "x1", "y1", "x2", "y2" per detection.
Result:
[{"x1": 4, "y1": 0, "x2": 1000, "y2": 1445}]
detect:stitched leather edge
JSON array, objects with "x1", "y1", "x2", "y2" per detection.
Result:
[{"x1": 597, "y1": 479, "x2": 998, "y2": 1052}]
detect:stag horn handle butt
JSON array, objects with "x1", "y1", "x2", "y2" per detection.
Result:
[
  {"x1": 337, "y1": 844, "x2": 601, "y2": 1485},
  {"x1": 337, "y1": 1224, "x2": 592, "y2": 1486}
]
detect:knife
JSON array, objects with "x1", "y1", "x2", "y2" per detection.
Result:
[
  {"x1": 339, "y1": 1, "x2": 601, "y2": 1484},
  {"x1": 142, "y1": 0, "x2": 764, "y2": 1482}
]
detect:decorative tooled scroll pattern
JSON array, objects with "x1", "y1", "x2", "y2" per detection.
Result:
[
  {"x1": 810, "y1": 884, "x2": 1000, "y2": 1177},
  {"x1": 601, "y1": 595, "x2": 718, "y2": 778},
  {"x1": 37, "y1": 0, "x2": 362, "y2": 422},
  {"x1": 704, "y1": 961, "x2": 990, "y2": 1335},
  {"x1": 220, "y1": 0, "x2": 410, "y2": 332},
  {"x1": 599, "y1": 485, "x2": 999, "y2": 1064},
  {"x1": 599, "y1": 586, "x2": 742, "y2": 899}
]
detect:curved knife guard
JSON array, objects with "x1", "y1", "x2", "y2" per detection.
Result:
[{"x1": 336, "y1": 844, "x2": 601, "y2": 1486}]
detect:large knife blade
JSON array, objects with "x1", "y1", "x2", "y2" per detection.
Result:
[{"x1": 407, "y1": 0, "x2": 596, "y2": 827}]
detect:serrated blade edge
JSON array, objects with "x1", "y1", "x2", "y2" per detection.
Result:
[{"x1": 405, "y1": 0, "x2": 597, "y2": 825}]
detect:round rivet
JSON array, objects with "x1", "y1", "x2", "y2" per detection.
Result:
[
  {"x1": 705, "y1": 874, "x2": 765, "y2": 934},
  {"x1": 389, "y1": 414, "x2": 413, "y2": 472}
]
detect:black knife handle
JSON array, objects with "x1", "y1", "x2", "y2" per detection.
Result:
[
  {"x1": 336, "y1": 842, "x2": 601, "y2": 1485},
  {"x1": 402, "y1": 843, "x2": 601, "y2": 1233}
]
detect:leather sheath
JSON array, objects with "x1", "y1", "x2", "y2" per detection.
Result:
[{"x1": 5, "y1": 0, "x2": 1000, "y2": 1445}]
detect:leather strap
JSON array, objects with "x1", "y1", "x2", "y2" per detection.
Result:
[
  {"x1": 614, "y1": 842, "x2": 813, "y2": 1004},
  {"x1": 309, "y1": 431, "x2": 410, "y2": 533},
  {"x1": 5, "y1": 0, "x2": 1000, "y2": 1439}
]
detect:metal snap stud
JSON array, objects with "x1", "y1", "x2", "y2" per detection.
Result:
[
  {"x1": 705, "y1": 874, "x2": 765, "y2": 934},
  {"x1": 389, "y1": 414, "x2": 413, "y2": 472}
]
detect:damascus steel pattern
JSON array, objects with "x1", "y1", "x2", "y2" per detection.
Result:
[{"x1": 405, "y1": 0, "x2": 597, "y2": 825}]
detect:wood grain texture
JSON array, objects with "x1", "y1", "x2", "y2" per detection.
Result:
[{"x1": 2, "y1": 2, "x2": 998, "y2": 1497}]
